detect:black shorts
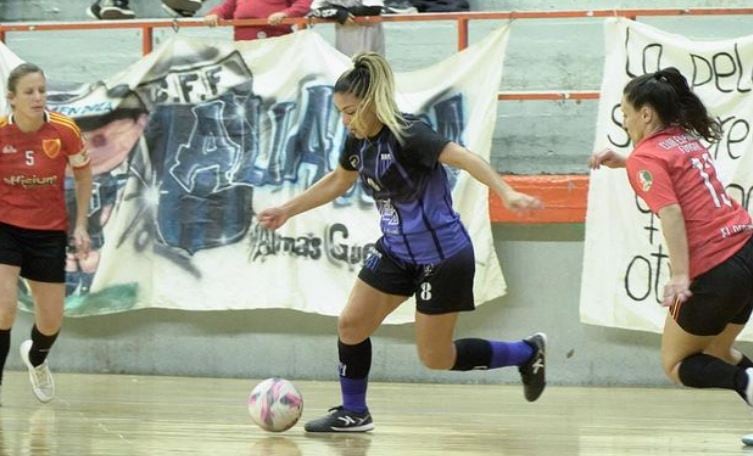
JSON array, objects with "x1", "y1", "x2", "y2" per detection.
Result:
[
  {"x1": 671, "y1": 235, "x2": 753, "y2": 336},
  {"x1": 0, "y1": 222, "x2": 67, "y2": 283},
  {"x1": 358, "y1": 240, "x2": 475, "y2": 315}
]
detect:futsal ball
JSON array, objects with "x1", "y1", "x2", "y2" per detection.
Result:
[{"x1": 247, "y1": 378, "x2": 304, "y2": 432}]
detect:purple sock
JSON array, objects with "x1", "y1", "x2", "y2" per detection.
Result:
[
  {"x1": 489, "y1": 340, "x2": 534, "y2": 369},
  {"x1": 340, "y1": 377, "x2": 368, "y2": 413}
]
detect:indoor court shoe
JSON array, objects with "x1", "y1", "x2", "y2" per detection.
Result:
[
  {"x1": 161, "y1": 0, "x2": 204, "y2": 17},
  {"x1": 19, "y1": 340, "x2": 55, "y2": 403},
  {"x1": 518, "y1": 332, "x2": 547, "y2": 402},
  {"x1": 305, "y1": 406, "x2": 374, "y2": 432},
  {"x1": 87, "y1": 0, "x2": 135, "y2": 20}
]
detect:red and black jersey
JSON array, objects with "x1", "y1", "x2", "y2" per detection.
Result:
[
  {"x1": 626, "y1": 126, "x2": 753, "y2": 279},
  {"x1": 0, "y1": 111, "x2": 90, "y2": 231}
]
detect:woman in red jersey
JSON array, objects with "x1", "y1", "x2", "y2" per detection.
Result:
[
  {"x1": 590, "y1": 67, "x2": 753, "y2": 405},
  {"x1": 203, "y1": 0, "x2": 312, "y2": 41},
  {"x1": 0, "y1": 63, "x2": 92, "y2": 403}
]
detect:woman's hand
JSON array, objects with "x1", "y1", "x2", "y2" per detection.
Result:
[
  {"x1": 71, "y1": 225, "x2": 91, "y2": 259},
  {"x1": 662, "y1": 274, "x2": 692, "y2": 308},
  {"x1": 268, "y1": 12, "x2": 288, "y2": 25},
  {"x1": 257, "y1": 207, "x2": 291, "y2": 231},
  {"x1": 204, "y1": 13, "x2": 220, "y2": 27},
  {"x1": 589, "y1": 148, "x2": 626, "y2": 169},
  {"x1": 502, "y1": 190, "x2": 543, "y2": 214}
]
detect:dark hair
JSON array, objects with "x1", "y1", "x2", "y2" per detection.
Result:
[
  {"x1": 7, "y1": 63, "x2": 45, "y2": 93},
  {"x1": 334, "y1": 52, "x2": 405, "y2": 142},
  {"x1": 623, "y1": 67, "x2": 722, "y2": 142}
]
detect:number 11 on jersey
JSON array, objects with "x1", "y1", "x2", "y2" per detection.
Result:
[{"x1": 690, "y1": 152, "x2": 731, "y2": 208}]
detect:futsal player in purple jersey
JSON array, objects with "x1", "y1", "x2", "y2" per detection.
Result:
[{"x1": 258, "y1": 52, "x2": 546, "y2": 433}]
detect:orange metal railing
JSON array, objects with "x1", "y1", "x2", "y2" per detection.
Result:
[{"x1": 2, "y1": 8, "x2": 752, "y2": 223}]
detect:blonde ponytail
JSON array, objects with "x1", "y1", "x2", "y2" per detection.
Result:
[{"x1": 334, "y1": 52, "x2": 406, "y2": 143}]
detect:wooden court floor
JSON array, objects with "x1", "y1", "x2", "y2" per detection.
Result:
[{"x1": 0, "y1": 372, "x2": 751, "y2": 455}]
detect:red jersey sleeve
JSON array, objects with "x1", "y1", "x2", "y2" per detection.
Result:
[
  {"x1": 50, "y1": 113, "x2": 89, "y2": 169},
  {"x1": 626, "y1": 154, "x2": 678, "y2": 214}
]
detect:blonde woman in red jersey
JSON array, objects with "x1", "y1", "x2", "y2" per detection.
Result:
[
  {"x1": 590, "y1": 67, "x2": 753, "y2": 405},
  {"x1": 0, "y1": 63, "x2": 92, "y2": 403}
]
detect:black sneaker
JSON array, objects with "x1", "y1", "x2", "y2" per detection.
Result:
[
  {"x1": 304, "y1": 406, "x2": 374, "y2": 433},
  {"x1": 161, "y1": 0, "x2": 203, "y2": 18},
  {"x1": 87, "y1": 0, "x2": 135, "y2": 20},
  {"x1": 518, "y1": 332, "x2": 546, "y2": 402}
]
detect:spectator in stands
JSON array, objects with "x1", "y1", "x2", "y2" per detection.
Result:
[
  {"x1": 203, "y1": 0, "x2": 313, "y2": 41},
  {"x1": 87, "y1": 0, "x2": 205, "y2": 20},
  {"x1": 309, "y1": 1, "x2": 385, "y2": 57}
]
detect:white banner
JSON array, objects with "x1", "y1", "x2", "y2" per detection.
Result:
[
  {"x1": 580, "y1": 18, "x2": 753, "y2": 337},
  {"x1": 0, "y1": 44, "x2": 23, "y2": 116},
  {"x1": 0, "y1": 28, "x2": 509, "y2": 323}
]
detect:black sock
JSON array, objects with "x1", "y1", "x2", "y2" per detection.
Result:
[
  {"x1": 29, "y1": 325, "x2": 59, "y2": 367},
  {"x1": 738, "y1": 354, "x2": 753, "y2": 370},
  {"x1": 338, "y1": 338, "x2": 371, "y2": 379},
  {"x1": 338, "y1": 338, "x2": 371, "y2": 413},
  {"x1": 451, "y1": 338, "x2": 492, "y2": 371},
  {"x1": 678, "y1": 353, "x2": 748, "y2": 398},
  {"x1": 0, "y1": 329, "x2": 9, "y2": 384}
]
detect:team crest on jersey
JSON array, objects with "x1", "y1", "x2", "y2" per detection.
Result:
[
  {"x1": 2, "y1": 145, "x2": 16, "y2": 154},
  {"x1": 638, "y1": 169, "x2": 653, "y2": 191},
  {"x1": 42, "y1": 139, "x2": 62, "y2": 159}
]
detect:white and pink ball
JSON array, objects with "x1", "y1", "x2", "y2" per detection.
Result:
[{"x1": 247, "y1": 378, "x2": 303, "y2": 432}]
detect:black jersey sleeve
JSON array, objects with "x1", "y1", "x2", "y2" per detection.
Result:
[
  {"x1": 398, "y1": 119, "x2": 452, "y2": 169},
  {"x1": 338, "y1": 135, "x2": 361, "y2": 171}
]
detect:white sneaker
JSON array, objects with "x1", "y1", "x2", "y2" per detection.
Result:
[{"x1": 19, "y1": 340, "x2": 55, "y2": 403}]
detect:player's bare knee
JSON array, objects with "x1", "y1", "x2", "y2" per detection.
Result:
[
  {"x1": 337, "y1": 315, "x2": 368, "y2": 345},
  {"x1": 35, "y1": 320, "x2": 61, "y2": 336},
  {"x1": 34, "y1": 310, "x2": 63, "y2": 335}
]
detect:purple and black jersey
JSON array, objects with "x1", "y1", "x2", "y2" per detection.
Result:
[{"x1": 339, "y1": 116, "x2": 471, "y2": 264}]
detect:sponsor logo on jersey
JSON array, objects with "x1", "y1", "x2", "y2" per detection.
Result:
[
  {"x1": 42, "y1": 138, "x2": 62, "y2": 159},
  {"x1": 349, "y1": 155, "x2": 360, "y2": 169},
  {"x1": 638, "y1": 169, "x2": 653, "y2": 192},
  {"x1": 3, "y1": 174, "x2": 58, "y2": 188},
  {"x1": 2, "y1": 145, "x2": 16, "y2": 154}
]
